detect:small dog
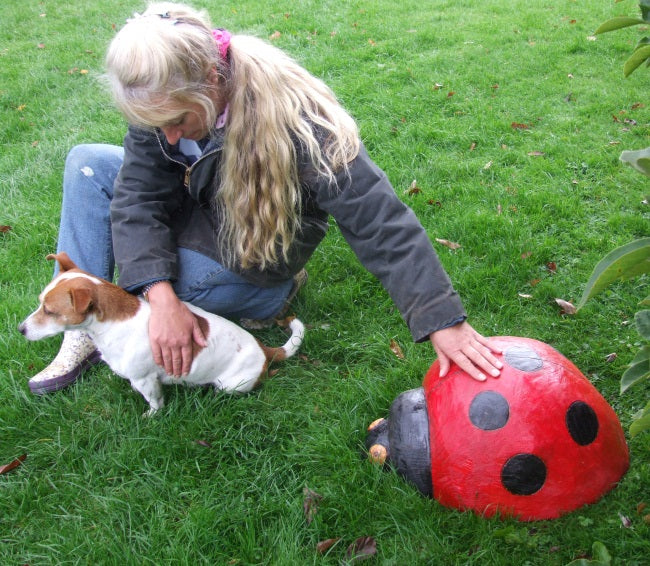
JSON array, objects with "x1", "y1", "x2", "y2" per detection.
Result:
[{"x1": 19, "y1": 253, "x2": 305, "y2": 414}]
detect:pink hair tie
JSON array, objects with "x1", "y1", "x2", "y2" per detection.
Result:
[{"x1": 212, "y1": 28, "x2": 232, "y2": 59}]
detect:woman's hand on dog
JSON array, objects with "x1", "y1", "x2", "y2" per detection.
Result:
[
  {"x1": 430, "y1": 322, "x2": 503, "y2": 382},
  {"x1": 146, "y1": 282, "x2": 207, "y2": 377}
]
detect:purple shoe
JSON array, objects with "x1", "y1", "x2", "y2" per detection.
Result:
[{"x1": 28, "y1": 331, "x2": 102, "y2": 395}]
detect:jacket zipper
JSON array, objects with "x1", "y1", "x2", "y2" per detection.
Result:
[{"x1": 154, "y1": 131, "x2": 220, "y2": 192}]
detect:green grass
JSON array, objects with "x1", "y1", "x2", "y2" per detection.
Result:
[{"x1": 1, "y1": 0, "x2": 649, "y2": 564}]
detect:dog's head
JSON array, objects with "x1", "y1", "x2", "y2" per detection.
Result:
[{"x1": 18, "y1": 252, "x2": 105, "y2": 341}]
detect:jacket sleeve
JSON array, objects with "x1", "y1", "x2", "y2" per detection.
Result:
[
  {"x1": 110, "y1": 126, "x2": 186, "y2": 291},
  {"x1": 308, "y1": 144, "x2": 467, "y2": 342}
]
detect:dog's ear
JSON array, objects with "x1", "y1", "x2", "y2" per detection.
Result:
[
  {"x1": 46, "y1": 252, "x2": 78, "y2": 272},
  {"x1": 69, "y1": 287, "x2": 93, "y2": 314}
]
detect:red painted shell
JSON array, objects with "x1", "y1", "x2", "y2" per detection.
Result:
[{"x1": 423, "y1": 336, "x2": 629, "y2": 520}]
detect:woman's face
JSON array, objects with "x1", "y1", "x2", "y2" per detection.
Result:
[
  {"x1": 158, "y1": 69, "x2": 227, "y2": 145},
  {"x1": 159, "y1": 102, "x2": 210, "y2": 145}
]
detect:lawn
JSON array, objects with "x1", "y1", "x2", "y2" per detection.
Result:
[{"x1": 1, "y1": 0, "x2": 649, "y2": 564}]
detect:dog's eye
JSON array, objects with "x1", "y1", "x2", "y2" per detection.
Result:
[{"x1": 42, "y1": 305, "x2": 53, "y2": 316}]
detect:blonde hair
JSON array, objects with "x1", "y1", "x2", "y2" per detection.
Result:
[{"x1": 105, "y1": 2, "x2": 360, "y2": 271}]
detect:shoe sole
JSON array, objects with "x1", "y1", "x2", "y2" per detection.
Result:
[{"x1": 28, "y1": 349, "x2": 102, "y2": 395}]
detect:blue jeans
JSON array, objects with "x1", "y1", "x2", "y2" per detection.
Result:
[{"x1": 57, "y1": 144, "x2": 293, "y2": 320}]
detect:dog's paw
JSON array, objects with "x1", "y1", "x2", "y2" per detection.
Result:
[{"x1": 142, "y1": 407, "x2": 160, "y2": 418}]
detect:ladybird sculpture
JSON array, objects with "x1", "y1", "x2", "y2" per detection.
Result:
[{"x1": 366, "y1": 336, "x2": 629, "y2": 521}]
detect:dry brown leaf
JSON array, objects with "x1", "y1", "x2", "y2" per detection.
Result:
[
  {"x1": 528, "y1": 151, "x2": 545, "y2": 157},
  {"x1": 389, "y1": 339, "x2": 404, "y2": 359},
  {"x1": 435, "y1": 238, "x2": 461, "y2": 250},
  {"x1": 316, "y1": 538, "x2": 341, "y2": 554},
  {"x1": 406, "y1": 179, "x2": 421, "y2": 195},
  {"x1": 346, "y1": 536, "x2": 377, "y2": 563},
  {"x1": 555, "y1": 298, "x2": 576, "y2": 315},
  {"x1": 605, "y1": 353, "x2": 617, "y2": 363},
  {"x1": 0, "y1": 225, "x2": 12, "y2": 233},
  {"x1": 303, "y1": 487, "x2": 322, "y2": 525},
  {"x1": 0, "y1": 454, "x2": 26, "y2": 475},
  {"x1": 269, "y1": 31, "x2": 282, "y2": 40}
]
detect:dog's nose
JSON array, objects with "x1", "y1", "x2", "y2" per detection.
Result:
[{"x1": 18, "y1": 322, "x2": 26, "y2": 336}]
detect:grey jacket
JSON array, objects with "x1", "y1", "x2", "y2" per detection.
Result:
[{"x1": 110, "y1": 125, "x2": 466, "y2": 342}]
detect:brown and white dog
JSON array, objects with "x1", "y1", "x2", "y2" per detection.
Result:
[{"x1": 19, "y1": 252, "x2": 305, "y2": 414}]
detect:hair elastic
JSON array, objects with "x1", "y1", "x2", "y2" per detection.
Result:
[{"x1": 212, "y1": 28, "x2": 232, "y2": 59}]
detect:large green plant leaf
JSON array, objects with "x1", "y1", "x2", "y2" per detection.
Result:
[
  {"x1": 637, "y1": 309, "x2": 650, "y2": 340},
  {"x1": 578, "y1": 238, "x2": 650, "y2": 309},
  {"x1": 620, "y1": 147, "x2": 650, "y2": 176},
  {"x1": 630, "y1": 401, "x2": 650, "y2": 437},
  {"x1": 594, "y1": 16, "x2": 645, "y2": 34},
  {"x1": 621, "y1": 345, "x2": 650, "y2": 393},
  {"x1": 624, "y1": 43, "x2": 650, "y2": 76}
]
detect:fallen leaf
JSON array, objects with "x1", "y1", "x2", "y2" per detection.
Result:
[
  {"x1": 0, "y1": 454, "x2": 26, "y2": 475},
  {"x1": 518, "y1": 293, "x2": 533, "y2": 299},
  {"x1": 269, "y1": 31, "x2": 282, "y2": 40},
  {"x1": 447, "y1": 91, "x2": 455, "y2": 97},
  {"x1": 345, "y1": 537, "x2": 377, "y2": 564},
  {"x1": 521, "y1": 251, "x2": 532, "y2": 259},
  {"x1": 0, "y1": 225, "x2": 12, "y2": 233},
  {"x1": 637, "y1": 502, "x2": 647, "y2": 514},
  {"x1": 527, "y1": 151, "x2": 545, "y2": 157},
  {"x1": 303, "y1": 487, "x2": 322, "y2": 524},
  {"x1": 511, "y1": 122, "x2": 530, "y2": 129},
  {"x1": 195, "y1": 440, "x2": 212, "y2": 448},
  {"x1": 433, "y1": 83, "x2": 443, "y2": 90},
  {"x1": 389, "y1": 339, "x2": 405, "y2": 359},
  {"x1": 316, "y1": 538, "x2": 341, "y2": 554},
  {"x1": 427, "y1": 199, "x2": 442, "y2": 207},
  {"x1": 469, "y1": 142, "x2": 477, "y2": 151},
  {"x1": 37, "y1": 43, "x2": 45, "y2": 49},
  {"x1": 547, "y1": 261, "x2": 557, "y2": 273},
  {"x1": 619, "y1": 513, "x2": 632, "y2": 528},
  {"x1": 436, "y1": 238, "x2": 461, "y2": 250},
  {"x1": 605, "y1": 353, "x2": 617, "y2": 363},
  {"x1": 346, "y1": 537, "x2": 377, "y2": 563},
  {"x1": 406, "y1": 179, "x2": 421, "y2": 195},
  {"x1": 483, "y1": 160, "x2": 493, "y2": 170},
  {"x1": 555, "y1": 298, "x2": 576, "y2": 315},
  {"x1": 529, "y1": 278, "x2": 541, "y2": 286},
  {"x1": 496, "y1": 203, "x2": 502, "y2": 215}
]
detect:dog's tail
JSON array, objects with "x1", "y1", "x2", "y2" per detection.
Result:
[{"x1": 261, "y1": 318, "x2": 305, "y2": 363}]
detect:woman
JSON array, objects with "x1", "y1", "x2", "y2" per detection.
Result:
[{"x1": 28, "y1": 2, "x2": 502, "y2": 395}]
